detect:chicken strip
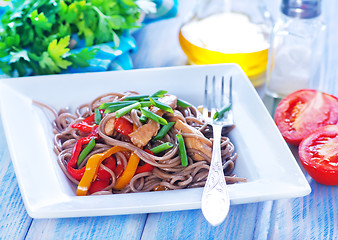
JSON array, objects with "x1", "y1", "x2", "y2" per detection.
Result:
[
  {"x1": 174, "y1": 119, "x2": 212, "y2": 160},
  {"x1": 129, "y1": 94, "x2": 177, "y2": 148}
]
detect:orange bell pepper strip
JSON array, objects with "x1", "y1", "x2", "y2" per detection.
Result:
[
  {"x1": 113, "y1": 152, "x2": 140, "y2": 190},
  {"x1": 76, "y1": 146, "x2": 127, "y2": 196}
]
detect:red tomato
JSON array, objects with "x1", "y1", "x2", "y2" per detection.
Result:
[
  {"x1": 96, "y1": 156, "x2": 116, "y2": 180},
  {"x1": 274, "y1": 89, "x2": 338, "y2": 145},
  {"x1": 299, "y1": 125, "x2": 338, "y2": 185},
  {"x1": 115, "y1": 117, "x2": 133, "y2": 136},
  {"x1": 88, "y1": 179, "x2": 110, "y2": 195}
]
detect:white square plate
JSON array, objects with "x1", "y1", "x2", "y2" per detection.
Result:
[{"x1": 0, "y1": 64, "x2": 310, "y2": 218}]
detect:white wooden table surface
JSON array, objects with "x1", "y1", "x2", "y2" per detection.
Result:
[{"x1": 1, "y1": 1, "x2": 338, "y2": 239}]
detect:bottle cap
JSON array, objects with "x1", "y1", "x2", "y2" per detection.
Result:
[{"x1": 281, "y1": 0, "x2": 321, "y2": 19}]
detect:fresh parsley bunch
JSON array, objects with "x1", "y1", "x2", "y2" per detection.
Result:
[{"x1": 0, "y1": 0, "x2": 154, "y2": 76}]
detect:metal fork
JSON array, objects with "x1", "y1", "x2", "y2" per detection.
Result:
[{"x1": 201, "y1": 75, "x2": 233, "y2": 226}]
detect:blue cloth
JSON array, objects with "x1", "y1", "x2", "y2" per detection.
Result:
[
  {"x1": 66, "y1": 33, "x2": 137, "y2": 73},
  {"x1": 0, "y1": 0, "x2": 178, "y2": 76},
  {"x1": 143, "y1": 0, "x2": 179, "y2": 23}
]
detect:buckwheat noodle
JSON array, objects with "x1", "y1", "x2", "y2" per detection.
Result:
[{"x1": 35, "y1": 92, "x2": 245, "y2": 196}]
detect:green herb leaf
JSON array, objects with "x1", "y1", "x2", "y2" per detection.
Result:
[
  {"x1": 68, "y1": 48, "x2": 99, "y2": 68},
  {"x1": 47, "y1": 36, "x2": 72, "y2": 70},
  {"x1": 9, "y1": 50, "x2": 29, "y2": 63},
  {"x1": 0, "y1": 0, "x2": 155, "y2": 76}
]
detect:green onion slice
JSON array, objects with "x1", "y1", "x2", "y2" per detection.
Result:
[
  {"x1": 94, "y1": 108, "x2": 101, "y2": 125},
  {"x1": 139, "y1": 101, "x2": 152, "y2": 107},
  {"x1": 116, "y1": 102, "x2": 141, "y2": 118},
  {"x1": 153, "y1": 122, "x2": 175, "y2": 140},
  {"x1": 151, "y1": 90, "x2": 167, "y2": 98},
  {"x1": 213, "y1": 104, "x2": 232, "y2": 120},
  {"x1": 176, "y1": 134, "x2": 188, "y2": 167},
  {"x1": 139, "y1": 113, "x2": 147, "y2": 123},
  {"x1": 124, "y1": 95, "x2": 149, "y2": 101},
  {"x1": 104, "y1": 102, "x2": 137, "y2": 114},
  {"x1": 99, "y1": 101, "x2": 137, "y2": 110},
  {"x1": 149, "y1": 97, "x2": 173, "y2": 113},
  {"x1": 150, "y1": 142, "x2": 174, "y2": 154},
  {"x1": 77, "y1": 137, "x2": 95, "y2": 167},
  {"x1": 177, "y1": 99, "x2": 192, "y2": 108},
  {"x1": 140, "y1": 108, "x2": 168, "y2": 125}
]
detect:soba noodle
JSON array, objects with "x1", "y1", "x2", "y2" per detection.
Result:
[{"x1": 36, "y1": 91, "x2": 245, "y2": 196}]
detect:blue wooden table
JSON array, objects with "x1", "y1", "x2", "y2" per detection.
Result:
[{"x1": 1, "y1": 1, "x2": 338, "y2": 239}]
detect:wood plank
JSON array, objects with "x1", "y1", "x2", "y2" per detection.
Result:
[
  {"x1": 141, "y1": 204, "x2": 260, "y2": 240},
  {"x1": 0, "y1": 120, "x2": 32, "y2": 239},
  {"x1": 25, "y1": 214, "x2": 147, "y2": 240},
  {"x1": 268, "y1": 181, "x2": 338, "y2": 239}
]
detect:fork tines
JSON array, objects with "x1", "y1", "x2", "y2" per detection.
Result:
[{"x1": 204, "y1": 75, "x2": 232, "y2": 120}]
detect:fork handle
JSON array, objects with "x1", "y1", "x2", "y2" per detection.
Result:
[{"x1": 201, "y1": 124, "x2": 230, "y2": 226}]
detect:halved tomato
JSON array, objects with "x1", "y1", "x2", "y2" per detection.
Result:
[
  {"x1": 274, "y1": 89, "x2": 338, "y2": 145},
  {"x1": 299, "y1": 125, "x2": 338, "y2": 185}
]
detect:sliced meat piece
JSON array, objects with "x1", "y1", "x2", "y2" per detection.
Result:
[
  {"x1": 174, "y1": 119, "x2": 212, "y2": 160},
  {"x1": 104, "y1": 117, "x2": 115, "y2": 135},
  {"x1": 164, "y1": 110, "x2": 186, "y2": 123},
  {"x1": 129, "y1": 94, "x2": 177, "y2": 148},
  {"x1": 158, "y1": 94, "x2": 177, "y2": 109},
  {"x1": 129, "y1": 120, "x2": 160, "y2": 148}
]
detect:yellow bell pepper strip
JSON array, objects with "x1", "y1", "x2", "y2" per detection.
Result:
[
  {"x1": 113, "y1": 152, "x2": 140, "y2": 190},
  {"x1": 76, "y1": 146, "x2": 127, "y2": 196}
]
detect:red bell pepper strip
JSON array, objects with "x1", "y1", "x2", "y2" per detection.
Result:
[
  {"x1": 88, "y1": 179, "x2": 110, "y2": 195},
  {"x1": 66, "y1": 125, "x2": 100, "y2": 181},
  {"x1": 115, "y1": 117, "x2": 134, "y2": 136},
  {"x1": 135, "y1": 163, "x2": 155, "y2": 174},
  {"x1": 96, "y1": 156, "x2": 117, "y2": 180},
  {"x1": 71, "y1": 110, "x2": 104, "y2": 133},
  {"x1": 114, "y1": 158, "x2": 125, "y2": 179},
  {"x1": 77, "y1": 146, "x2": 128, "y2": 196},
  {"x1": 135, "y1": 149, "x2": 155, "y2": 174}
]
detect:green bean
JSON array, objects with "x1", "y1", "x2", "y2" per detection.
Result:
[
  {"x1": 153, "y1": 122, "x2": 175, "y2": 140},
  {"x1": 150, "y1": 142, "x2": 174, "y2": 154},
  {"x1": 116, "y1": 102, "x2": 141, "y2": 118},
  {"x1": 149, "y1": 97, "x2": 173, "y2": 113},
  {"x1": 77, "y1": 137, "x2": 95, "y2": 167},
  {"x1": 124, "y1": 95, "x2": 149, "y2": 101},
  {"x1": 177, "y1": 99, "x2": 191, "y2": 108},
  {"x1": 94, "y1": 108, "x2": 101, "y2": 125},
  {"x1": 213, "y1": 103, "x2": 232, "y2": 120},
  {"x1": 140, "y1": 108, "x2": 168, "y2": 125}
]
